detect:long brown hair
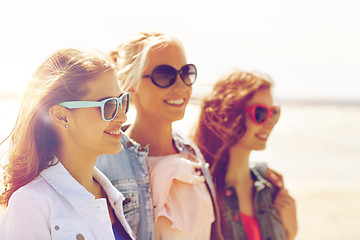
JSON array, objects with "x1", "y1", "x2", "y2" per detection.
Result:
[
  {"x1": 193, "y1": 70, "x2": 273, "y2": 188},
  {"x1": 0, "y1": 48, "x2": 115, "y2": 206}
]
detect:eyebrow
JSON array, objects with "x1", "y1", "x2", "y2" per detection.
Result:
[{"x1": 96, "y1": 93, "x2": 123, "y2": 102}]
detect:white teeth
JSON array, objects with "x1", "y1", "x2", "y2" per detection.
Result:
[
  {"x1": 257, "y1": 134, "x2": 268, "y2": 139},
  {"x1": 105, "y1": 129, "x2": 121, "y2": 135},
  {"x1": 165, "y1": 98, "x2": 185, "y2": 105}
]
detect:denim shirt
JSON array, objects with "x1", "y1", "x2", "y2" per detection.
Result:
[
  {"x1": 96, "y1": 133, "x2": 153, "y2": 240},
  {"x1": 96, "y1": 131, "x2": 224, "y2": 240},
  {"x1": 218, "y1": 167, "x2": 286, "y2": 240}
]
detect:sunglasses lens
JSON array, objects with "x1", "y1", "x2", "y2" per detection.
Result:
[
  {"x1": 180, "y1": 64, "x2": 197, "y2": 85},
  {"x1": 121, "y1": 94, "x2": 129, "y2": 114},
  {"x1": 152, "y1": 65, "x2": 176, "y2": 87},
  {"x1": 254, "y1": 106, "x2": 268, "y2": 124},
  {"x1": 103, "y1": 99, "x2": 118, "y2": 120},
  {"x1": 273, "y1": 107, "x2": 280, "y2": 123}
]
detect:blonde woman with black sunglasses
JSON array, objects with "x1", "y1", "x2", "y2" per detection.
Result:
[{"x1": 96, "y1": 31, "x2": 224, "y2": 240}]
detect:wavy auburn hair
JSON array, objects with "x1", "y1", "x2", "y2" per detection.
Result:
[
  {"x1": 0, "y1": 48, "x2": 115, "y2": 206},
  {"x1": 193, "y1": 70, "x2": 273, "y2": 188}
]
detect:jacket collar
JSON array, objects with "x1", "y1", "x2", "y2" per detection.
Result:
[
  {"x1": 120, "y1": 131, "x2": 149, "y2": 154},
  {"x1": 40, "y1": 159, "x2": 124, "y2": 211},
  {"x1": 93, "y1": 167, "x2": 124, "y2": 205},
  {"x1": 251, "y1": 167, "x2": 272, "y2": 191},
  {"x1": 223, "y1": 167, "x2": 273, "y2": 193},
  {"x1": 119, "y1": 128, "x2": 195, "y2": 155}
]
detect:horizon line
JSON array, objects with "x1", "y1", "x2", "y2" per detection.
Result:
[{"x1": 1, "y1": 93, "x2": 359, "y2": 107}]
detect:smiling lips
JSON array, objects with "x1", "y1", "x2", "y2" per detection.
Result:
[
  {"x1": 104, "y1": 128, "x2": 122, "y2": 139},
  {"x1": 255, "y1": 133, "x2": 269, "y2": 141},
  {"x1": 164, "y1": 98, "x2": 185, "y2": 106}
]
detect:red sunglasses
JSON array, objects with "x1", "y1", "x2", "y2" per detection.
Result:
[{"x1": 245, "y1": 104, "x2": 280, "y2": 125}]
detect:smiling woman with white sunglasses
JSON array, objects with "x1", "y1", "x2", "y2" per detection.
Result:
[{"x1": 0, "y1": 48, "x2": 134, "y2": 240}]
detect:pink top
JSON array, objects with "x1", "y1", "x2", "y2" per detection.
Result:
[
  {"x1": 241, "y1": 213, "x2": 262, "y2": 240},
  {"x1": 147, "y1": 153, "x2": 215, "y2": 240}
]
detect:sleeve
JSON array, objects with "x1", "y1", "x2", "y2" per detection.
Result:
[{"x1": 0, "y1": 190, "x2": 51, "y2": 240}]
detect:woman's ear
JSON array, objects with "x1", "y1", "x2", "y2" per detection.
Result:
[
  {"x1": 48, "y1": 105, "x2": 71, "y2": 130},
  {"x1": 128, "y1": 87, "x2": 139, "y2": 101}
]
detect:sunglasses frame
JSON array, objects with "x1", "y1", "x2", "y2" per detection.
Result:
[
  {"x1": 59, "y1": 92, "x2": 130, "y2": 121},
  {"x1": 245, "y1": 103, "x2": 280, "y2": 125},
  {"x1": 142, "y1": 64, "x2": 197, "y2": 88}
]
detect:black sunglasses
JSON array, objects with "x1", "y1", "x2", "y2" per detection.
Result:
[{"x1": 142, "y1": 64, "x2": 197, "y2": 88}]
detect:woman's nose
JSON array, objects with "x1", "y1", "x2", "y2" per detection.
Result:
[
  {"x1": 263, "y1": 117, "x2": 275, "y2": 129},
  {"x1": 113, "y1": 107, "x2": 127, "y2": 124},
  {"x1": 173, "y1": 74, "x2": 189, "y2": 90}
]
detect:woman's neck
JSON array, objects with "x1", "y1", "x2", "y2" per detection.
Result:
[
  {"x1": 127, "y1": 115, "x2": 177, "y2": 156},
  {"x1": 56, "y1": 147, "x2": 99, "y2": 196},
  {"x1": 225, "y1": 146, "x2": 252, "y2": 186},
  {"x1": 226, "y1": 146, "x2": 256, "y2": 216}
]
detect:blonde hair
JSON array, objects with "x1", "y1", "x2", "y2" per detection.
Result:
[
  {"x1": 0, "y1": 48, "x2": 116, "y2": 206},
  {"x1": 110, "y1": 31, "x2": 186, "y2": 91}
]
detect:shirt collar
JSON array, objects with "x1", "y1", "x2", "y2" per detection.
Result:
[{"x1": 39, "y1": 159, "x2": 124, "y2": 211}]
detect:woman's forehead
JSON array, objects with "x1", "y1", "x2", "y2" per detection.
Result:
[{"x1": 81, "y1": 71, "x2": 121, "y2": 100}]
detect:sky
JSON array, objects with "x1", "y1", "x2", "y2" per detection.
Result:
[{"x1": 0, "y1": 0, "x2": 359, "y2": 102}]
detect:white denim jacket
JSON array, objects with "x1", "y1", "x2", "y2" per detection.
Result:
[{"x1": 0, "y1": 160, "x2": 134, "y2": 240}]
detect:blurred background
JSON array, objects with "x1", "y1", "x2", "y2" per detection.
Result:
[{"x1": 1, "y1": 0, "x2": 359, "y2": 239}]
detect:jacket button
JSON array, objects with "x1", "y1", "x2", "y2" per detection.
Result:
[
  {"x1": 54, "y1": 225, "x2": 60, "y2": 230},
  {"x1": 76, "y1": 233, "x2": 85, "y2": 240},
  {"x1": 225, "y1": 189, "x2": 233, "y2": 197}
]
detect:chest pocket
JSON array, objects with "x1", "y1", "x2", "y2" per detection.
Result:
[{"x1": 51, "y1": 219, "x2": 93, "y2": 240}]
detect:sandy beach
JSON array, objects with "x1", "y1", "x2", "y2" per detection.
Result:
[{"x1": 1, "y1": 98, "x2": 360, "y2": 239}]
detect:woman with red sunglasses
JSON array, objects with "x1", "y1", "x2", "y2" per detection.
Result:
[{"x1": 193, "y1": 70, "x2": 298, "y2": 240}]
